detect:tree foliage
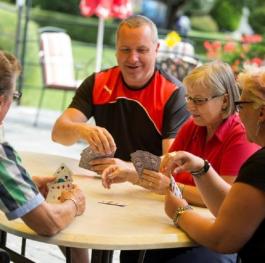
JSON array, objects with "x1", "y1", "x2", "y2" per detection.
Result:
[
  {"x1": 210, "y1": 0, "x2": 242, "y2": 31},
  {"x1": 32, "y1": 0, "x2": 80, "y2": 15}
]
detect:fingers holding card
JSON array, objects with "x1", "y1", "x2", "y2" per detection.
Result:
[
  {"x1": 130, "y1": 150, "x2": 161, "y2": 178},
  {"x1": 46, "y1": 163, "x2": 74, "y2": 204},
  {"x1": 79, "y1": 146, "x2": 116, "y2": 171}
]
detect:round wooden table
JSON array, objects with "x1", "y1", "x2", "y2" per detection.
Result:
[{"x1": 0, "y1": 152, "x2": 213, "y2": 262}]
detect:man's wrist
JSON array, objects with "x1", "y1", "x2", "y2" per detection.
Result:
[
  {"x1": 127, "y1": 170, "x2": 139, "y2": 185},
  {"x1": 65, "y1": 198, "x2": 78, "y2": 217}
]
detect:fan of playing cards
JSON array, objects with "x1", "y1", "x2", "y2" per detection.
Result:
[
  {"x1": 130, "y1": 150, "x2": 182, "y2": 198},
  {"x1": 130, "y1": 150, "x2": 161, "y2": 177},
  {"x1": 46, "y1": 163, "x2": 74, "y2": 204},
  {"x1": 79, "y1": 146, "x2": 115, "y2": 171}
]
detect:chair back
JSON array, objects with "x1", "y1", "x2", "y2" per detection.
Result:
[
  {"x1": 39, "y1": 31, "x2": 78, "y2": 89},
  {"x1": 157, "y1": 39, "x2": 200, "y2": 81}
]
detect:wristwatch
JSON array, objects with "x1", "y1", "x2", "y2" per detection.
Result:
[
  {"x1": 173, "y1": 205, "x2": 193, "y2": 227},
  {"x1": 190, "y1": 160, "x2": 210, "y2": 177}
]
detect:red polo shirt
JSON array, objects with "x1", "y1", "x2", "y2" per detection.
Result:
[{"x1": 169, "y1": 114, "x2": 259, "y2": 185}]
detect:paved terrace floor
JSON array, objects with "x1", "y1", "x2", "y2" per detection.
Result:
[{"x1": 4, "y1": 105, "x2": 119, "y2": 263}]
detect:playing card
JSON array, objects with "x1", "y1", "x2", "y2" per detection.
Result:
[
  {"x1": 79, "y1": 146, "x2": 115, "y2": 170},
  {"x1": 46, "y1": 182, "x2": 73, "y2": 203},
  {"x1": 98, "y1": 200, "x2": 127, "y2": 207},
  {"x1": 46, "y1": 163, "x2": 74, "y2": 204},
  {"x1": 130, "y1": 151, "x2": 145, "y2": 177},
  {"x1": 170, "y1": 176, "x2": 182, "y2": 198},
  {"x1": 53, "y1": 163, "x2": 73, "y2": 183},
  {"x1": 141, "y1": 151, "x2": 161, "y2": 171},
  {"x1": 131, "y1": 150, "x2": 161, "y2": 177}
]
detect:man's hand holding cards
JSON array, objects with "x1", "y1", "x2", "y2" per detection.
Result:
[{"x1": 79, "y1": 146, "x2": 117, "y2": 174}]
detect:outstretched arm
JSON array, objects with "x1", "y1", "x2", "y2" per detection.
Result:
[
  {"x1": 22, "y1": 186, "x2": 86, "y2": 236},
  {"x1": 52, "y1": 108, "x2": 116, "y2": 155},
  {"x1": 165, "y1": 182, "x2": 265, "y2": 253},
  {"x1": 161, "y1": 151, "x2": 231, "y2": 215}
]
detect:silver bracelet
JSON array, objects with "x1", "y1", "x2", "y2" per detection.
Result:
[
  {"x1": 65, "y1": 198, "x2": 78, "y2": 216},
  {"x1": 173, "y1": 205, "x2": 193, "y2": 227}
]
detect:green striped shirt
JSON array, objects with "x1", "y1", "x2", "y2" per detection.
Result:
[{"x1": 0, "y1": 143, "x2": 44, "y2": 220}]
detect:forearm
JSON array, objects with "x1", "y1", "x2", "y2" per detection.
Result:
[
  {"x1": 126, "y1": 169, "x2": 139, "y2": 185},
  {"x1": 180, "y1": 184, "x2": 205, "y2": 207},
  {"x1": 193, "y1": 167, "x2": 231, "y2": 216},
  {"x1": 22, "y1": 201, "x2": 77, "y2": 236},
  {"x1": 162, "y1": 138, "x2": 175, "y2": 154},
  {"x1": 178, "y1": 211, "x2": 235, "y2": 253},
  {"x1": 52, "y1": 118, "x2": 85, "y2": 145}
]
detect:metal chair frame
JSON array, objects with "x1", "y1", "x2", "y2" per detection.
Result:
[{"x1": 34, "y1": 27, "x2": 80, "y2": 126}]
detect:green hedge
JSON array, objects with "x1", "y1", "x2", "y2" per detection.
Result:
[
  {"x1": 32, "y1": 0, "x2": 80, "y2": 15},
  {"x1": 31, "y1": 8, "x2": 118, "y2": 46},
  {"x1": 210, "y1": 0, "x2": 242, "y2": 31},
  {"x1": 249, "y1": 6, "x2": 265, "y2": 35},
  {"x1": 191, "y1": 15, "x2": 218, "y2": 32}
]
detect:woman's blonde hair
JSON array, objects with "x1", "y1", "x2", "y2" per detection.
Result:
[
  {"x1": 237, "y1": 65, "x2": 265, "y2": 109},
  {"x1": 183, "y1": 60, "x2": 240, "y2": 119}
]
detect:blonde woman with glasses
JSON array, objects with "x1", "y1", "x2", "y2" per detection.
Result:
[{"x1": 162, "y1": 65, "x2": 265, "y2": 263}]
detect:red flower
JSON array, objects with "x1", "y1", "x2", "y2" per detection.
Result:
[
  {"x1": 223, "y1": 41, "x2": 237, "y2": 53},
  {"x1": 250, "y1": 57, "x2": 263, "y2": 66},
  {"x1": 241, "y1": 34, "x2": 263, "y2": 44}
]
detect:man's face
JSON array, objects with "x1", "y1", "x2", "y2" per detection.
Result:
[{"x1": 116, "y1": 24, "x2": 159, "y2": 88}]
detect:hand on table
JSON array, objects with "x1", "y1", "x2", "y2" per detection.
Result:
[
  {"x1": 32, "y1": 175, "x2": 56, "y2": 198},
  {"x1": 79, "y1": 123, "x2": 116, "y2": 156},
  {"x1": 60, "y1": 185, "x2": 86, "y2": 216},
  {"x1": 101, "y1": 165, "x2": 138, "y2": 189}
]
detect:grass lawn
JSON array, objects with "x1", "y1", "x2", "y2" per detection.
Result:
[{"x1": 0, "y1": 2, "x2": 116, "y2": 111}]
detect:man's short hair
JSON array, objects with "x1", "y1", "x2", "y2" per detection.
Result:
[{"x1": 116, "y1": 15, "x2": 158, "y2": 44}]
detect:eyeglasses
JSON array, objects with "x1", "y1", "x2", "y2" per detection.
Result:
[
  {"x1": 12, "y1": 91, "x2": 22, "y2": 101},
  {"x1": 234, "y1": 100, "x2": 253, "y2": 111},
  {"x1": 185, "y1": 93, "x2": 226, "y2": 106}
]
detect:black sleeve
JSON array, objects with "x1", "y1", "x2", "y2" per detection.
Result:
[
  {"x1": 236, "y1": 149, "x2": 265, "y2": 192},
  {"x1": 68, "y1": 73, "x2": 95, "y2": 119},
  {"x1": 162, "y1": 83, "x2": 190, "y2": 139}
]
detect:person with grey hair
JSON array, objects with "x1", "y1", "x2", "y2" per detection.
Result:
[
  {"x1": 0, "y1": 51, "x2": 86, "y2": 263},
  {"x1": 138, "y1": 61, "x2": 258, "y2": 206},
  {"x1": 52, "y1": 14, "x2": 189, "y2": 172},
  {"x1": 102, "y1": 61, "x2": 258, "y2": 262},
  {"x1": 162, "y1": 65, "x2": 265, "y2": 263}
]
